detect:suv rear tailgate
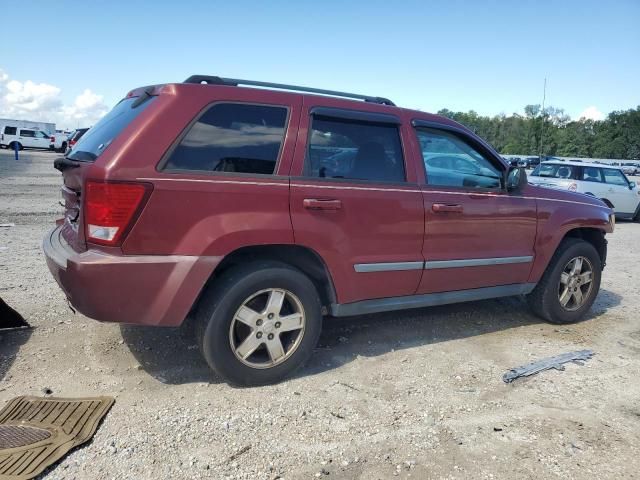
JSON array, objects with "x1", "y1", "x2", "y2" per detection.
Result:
[{"x1": 56, "y1": 95, "x2": 157, "y2": 252}]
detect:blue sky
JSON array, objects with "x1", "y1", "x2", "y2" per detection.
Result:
[{"x1": 1, "y1": 0, "x2": 638, "y2": 127}]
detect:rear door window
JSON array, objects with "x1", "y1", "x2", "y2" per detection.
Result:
[
  {"x1": 602, "y1": 168, "x2": 629, "y2": 186},
  {"x1": 164, "y1": 103, "x2": 288, "y2": 175},
  {"x1": 67, "y1": 96, "x2": 156, "y2": 162},
  {"x1": 581, "y1": 167, "x2": 603, "y2": 182},
  {"x1": 305, "y1": 116, "x2": 405, "y2": 182},
  {"x1": 20, "y1": 130, "x2": 35, "y2": 137}
]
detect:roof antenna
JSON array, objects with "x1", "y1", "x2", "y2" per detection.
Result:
[{"x1": 538, "y1": 77, "x2": 547, "y2": 160}]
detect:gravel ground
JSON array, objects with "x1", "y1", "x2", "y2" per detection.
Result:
[{"x1": 1, "y1": 150, "x2": 639, "y2": 479}]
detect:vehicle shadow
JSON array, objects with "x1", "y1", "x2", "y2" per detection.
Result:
[
  {"x1": 300, "y1": 288, "x2": 622, "y2": 379},
  {"x1": 118, "y1": 289, "x2": 621, "y2": 386},
  {"x1": 0, "y1": 328, "x2": 32, "y2": 382},
  {"x1": 119, "y1": 324, "x2": 222, "y2": 384}
]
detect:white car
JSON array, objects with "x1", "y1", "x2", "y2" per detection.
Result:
[
  {"x1": 49, "y1": 132, "x2": 71, "y2": 153},
  {"x1": 529, "y1": 161, "x2": 640, "y2": 220},
  {"x1": 0, "y1": 125, "x2": 52, "y2": 150},
  {"x1": 620, "y1": 163, "x2": 639, "y2": 176}
]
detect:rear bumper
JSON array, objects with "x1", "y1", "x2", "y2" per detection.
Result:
[{"x1": 43, "y1": 226, "x2": 220, "y2": 326}]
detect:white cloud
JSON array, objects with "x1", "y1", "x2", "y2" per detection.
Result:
[
  {"x1": 578, "y1": 106, "x2": 605, "y2": 121},
  {"x1": 0, "y1": 68, "x2": 109, "y2": 129}
]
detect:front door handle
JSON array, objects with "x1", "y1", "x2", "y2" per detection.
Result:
[
  {"x1": 432, "y1": 203, "x2": 463, "y2": 213},
  {"x1": 303, "y1": 198, "x2": 342, "y2": 210}
]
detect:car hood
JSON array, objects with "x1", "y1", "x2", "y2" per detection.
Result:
[{"x1": 524, "y1": 183, "x2": 609, "y2": 209}]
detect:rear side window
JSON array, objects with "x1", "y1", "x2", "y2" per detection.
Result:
[
  {"x1": 164, "y1": 103, "x2": 288, "y2": 175},
  {"x1": 67, "y1": 96, "x2": 156, "y2": 162},
  {"x1": 602, "y1": 168, "x2": 628, "y2": 186},
  {"x1": 4, "y1": 126, "x2": 16, "y2": 135},
  {"x1": 305, "y1": 117, "x2": 405, "y2": 182},
  {"x1": 531, "y1": 163, "x2": 577, "y2": 179},
  {"x1": 20, "y1": 130, "x2": 35, "y2": 137}
]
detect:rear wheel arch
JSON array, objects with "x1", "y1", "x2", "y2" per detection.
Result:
[
  {"x1": 600, "y1": 198, "x2": 614, "y2": 208},
  {"x1": 196, "y1": 244, "x2": 337, "y2": 314}
]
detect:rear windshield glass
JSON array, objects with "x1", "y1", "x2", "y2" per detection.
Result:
[
  {"x1": 531, "y1": 163, "x2": 576, "y2": 179},
  {"x1": 67, "y1": 97, "x2": 155, "y2": 162}
]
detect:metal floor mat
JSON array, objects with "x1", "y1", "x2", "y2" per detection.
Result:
[{"x1": 0, "y1": 396, "x2": 114, "y2": 479}]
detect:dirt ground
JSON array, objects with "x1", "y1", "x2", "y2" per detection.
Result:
[{"x1": 1, "y1": 150, "x2": 639, "y2": 480}]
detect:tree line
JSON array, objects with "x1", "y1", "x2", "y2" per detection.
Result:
[{"x1": 436, "y1": 105, "x2": 640, "y2": 160}]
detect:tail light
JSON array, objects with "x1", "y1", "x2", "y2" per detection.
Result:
[
  {"x1": 568, "y1": 183, "x2": 578, "y2": 191},
  {"x1": 84, "y1": 181, "x2": 151, "y2": 246},
  {"x1": 51, "y1": 136, "x2": 55, "y2": 142}
]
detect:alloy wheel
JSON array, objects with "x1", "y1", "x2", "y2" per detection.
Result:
[
  {"x1": 558, "y1": 256, "x2": 594, "y2": 311},
  {"x1": 229, "y1": 288, "x2": 306, "y2": 369}
]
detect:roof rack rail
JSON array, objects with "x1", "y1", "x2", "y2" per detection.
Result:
[{"x1": 183, "y1": 75, "x2": 395, "y2": 106}]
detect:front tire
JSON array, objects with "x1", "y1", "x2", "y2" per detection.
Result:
[
  {"x1": 197, "y1": 261, "x2": 322, "y2": 386},
  {"x1": 527, "y1": 238, "x2": 602, "y2": 324}
]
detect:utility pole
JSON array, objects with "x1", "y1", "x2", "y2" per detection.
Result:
[{"x1": 539, "y1": 77, "x2": 547, "y2": 160}]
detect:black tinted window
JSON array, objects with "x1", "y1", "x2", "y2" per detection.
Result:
[
  {"x1": 67, "y1": 97, "x2": 155, "y2": 162},
  {"x1": 20, "y1": 130, "x2": 35, "y2": 138},
  {"x1": 305, "y1": 116, "x2": 405, "y2": 182},
  {"x1": 4, "y1": 126, "x2": 16, "y2": 135},
  {"x1": 164, "y1": 103, "x2": 288, "y2": 175}
]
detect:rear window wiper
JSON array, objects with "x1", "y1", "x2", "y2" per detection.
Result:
[{"x1": 53, "y1": 157, "x2": 81, "y2": 172}]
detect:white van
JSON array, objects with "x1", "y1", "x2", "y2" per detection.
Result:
[
  {"x1": 0, "y1": 125, "x2": 53, "y2": 150},
  {"x1": 529, "y1": 160, "x2": 640, "y2": 220}
]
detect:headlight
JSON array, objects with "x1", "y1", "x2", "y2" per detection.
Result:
[{"x1": 609, "y1": 213, "x2": 615, "y2": 231}]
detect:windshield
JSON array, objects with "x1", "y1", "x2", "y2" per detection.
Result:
[{"x1": 67, "y1": 96, "x2": 155, "y2": 162}]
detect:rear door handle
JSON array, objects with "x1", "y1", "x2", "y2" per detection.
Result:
[
  {"x1": 303, "y1": 199, "x2": 342, "y2": 210},
  {"x1": 432, "y1": 203, "x2": 463, "y2": 213}
]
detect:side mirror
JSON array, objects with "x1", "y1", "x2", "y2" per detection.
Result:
[
  {"x1": 629, "y1": 181, "x2": 636, "y2": 190},
  {"x1": 506, "y1": 166, "x2": 527, "y2": 192}
]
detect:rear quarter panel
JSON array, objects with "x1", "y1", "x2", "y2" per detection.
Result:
[{"x1": 112, "y1": 84, "x2": 302, "y2": 256}]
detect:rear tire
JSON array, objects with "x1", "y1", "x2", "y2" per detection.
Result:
[
  {"x1": 9, "y1": 142, "x2": 22, "y2": 151},
  {"x1": 196, "y1": 261, "x2": 322, "y2": 386},
  {"x1": 527, "y1": 238, "x2": 601, "y2": 324}
]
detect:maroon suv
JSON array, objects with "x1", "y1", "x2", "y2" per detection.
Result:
[{"x1": 44, "y1": 75, "x2": 614, "y2": 386}]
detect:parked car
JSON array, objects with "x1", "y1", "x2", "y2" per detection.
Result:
[
  {"x1": 527, "y1": 156, "x2": 541, "y2": 167},
  {"x1": 529, "y1": 161, "x2": 640, "y2": 219},
  {"x1": 44, "y1": 75, "x2": 614, "y2": 386},
  {"x1": 67, "y1": 128, "x2": 89, "y2": 151},
  {"x1": 49, "y1": 133, "x2": 70, "y2": 153},
  {"x1": 0, "y1": 125, "x2": 53, "y2": 150},
  {"x1": 620, "y1": 163, "x2": 639, "y2": 176},
  {"x1": 502, "y1": 156, "x2": 520, "y2": 167}
]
